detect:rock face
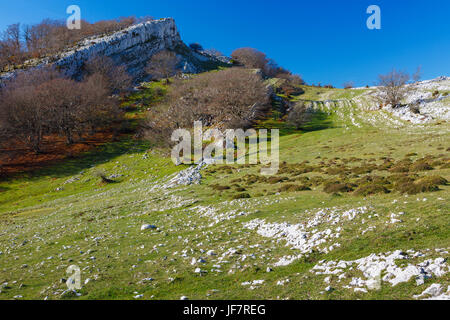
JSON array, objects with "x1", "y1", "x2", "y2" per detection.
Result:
[{"x1": 0, "y1": 18, "x2": 229, "y2": 83}]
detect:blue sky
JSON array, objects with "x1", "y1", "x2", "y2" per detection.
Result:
[{"x1": 1, "y1": 0, "x2": 449, "y2": 87}]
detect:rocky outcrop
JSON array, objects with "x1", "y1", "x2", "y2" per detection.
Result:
[{"x1": 0, "y1": 18, "x2": 229, "y2": 83}]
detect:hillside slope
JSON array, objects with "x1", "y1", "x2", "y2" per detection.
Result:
[{"x1": 0, "y1": 80, "x2": 448, "y2": 300}]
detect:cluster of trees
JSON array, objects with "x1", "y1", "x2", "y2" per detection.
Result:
[
  {"x1": 0, "y1": 56, "x2": 129, "y2": 152},
  {"x1": 231, "y1": 47, "x2": 304, "y2": 82},
  {"x1": 0, "y1": 16, "x2": 152, "y2": 71},
  {"x1": 144, "y1": 68, "x2": 271, "y2": 145},
  {"x1": 141, "y1": 46, "x2": 312, "y2": 146},
  {"x1": 231, "y1": 47, "x2": 304, "y2": 97}
]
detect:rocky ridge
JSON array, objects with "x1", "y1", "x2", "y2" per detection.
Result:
[{"x1": 0, "y1": 18, "x2": 229, "y2": 83}]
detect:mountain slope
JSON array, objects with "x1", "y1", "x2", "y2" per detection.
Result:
[{"x1": 0, "y1": 78, "x2": 448, "y2": 300}]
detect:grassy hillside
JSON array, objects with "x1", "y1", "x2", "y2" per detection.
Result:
[{"x1": 0, "y1": 83, "x2": 448, "y2": 300}]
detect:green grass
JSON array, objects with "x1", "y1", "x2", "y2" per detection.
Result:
[{"x1": 0, "y1": 84, "x2": 448, "y2": 300}]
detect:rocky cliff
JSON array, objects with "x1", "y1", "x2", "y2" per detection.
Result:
[{"x1": 0, "y1": 18, "x2": 229, "y2": 83}]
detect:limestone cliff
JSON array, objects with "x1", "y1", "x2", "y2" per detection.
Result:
[{"x1": 0, "y1": 18, "x2": 229, "y2": 83}]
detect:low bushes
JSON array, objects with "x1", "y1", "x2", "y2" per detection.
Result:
[{"x1": 323, "y1": 182, "x2": 355, "y2": 194}]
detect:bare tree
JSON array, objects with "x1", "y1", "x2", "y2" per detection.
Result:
[
  {"x1": 0, "y1": 67, "x2": 61, "y2": 152},
  {"x1": 231, "y1": 47, "x2": 268, "y2": 70},
  {"x1": 84, "y1": 55, "x2": 132, "y2": 93},
  {"x1": 78, "y1": 73, "x2": 122, "y2": 135},
  {"x1": 287, "y1": 102, "x2": 314, "y2": 129},
  {"x1": 1, "y1": 83, "x2": 50, "y2": 152},
  {"x1": 0, "y1": 66, "x2": 120, "y2": 151},
  {"x1": 3, "y1": 24, "x2": 21, "y2": 52},
  {"x1": 145, "y1": 50, "x2": 180, "y2": 83},
  {"x1": 0, "y1": 23, "x2": 23, "y2": 67},
  {"x1": 412, "y1": 66, "x2": 422, "y2": 83},
  {"x1": 1, "y1": 16, "x2": 139, "y2": 68},
  {"x1": 343, "y1": 81, "x2": 354, "y2": 89},
  {"x1": 377, "y1": 69, "x2": 411, "y2": 108}
]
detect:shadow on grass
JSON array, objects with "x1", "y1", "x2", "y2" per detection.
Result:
[
  {"x1": 301, "y1": 110, "x2": 334, "y2": 132},
  {"x1": 255, "y1": 109, "x2": 334, "y2": 136},
  {"x1": 1, "y1": 138, "x2": 150, "y2": 183}
]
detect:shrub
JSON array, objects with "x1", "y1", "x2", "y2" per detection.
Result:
[
  {"x1": 393, "y1": 176, "x2": 446, "y2": 195},
  {"x1": 231, "y1": 47, "x2": 268, "y2": 70},
  {"x1": 354, "y1": 183, "x2": 390, "y2": 196},
  {"x1": 323, "y1": 182, "x2": 355, "y2": 193},
  {"x1": 266, "y1": 176, "x2": 288, "y2": 184},
  {"x1": 145, "y1": 50, "x2": 180, "y2": 82},
  {"x1": 409, "y1": 104, "x2": 421, "y2": 114},
  {"x1": 417, "y1": 175, "x2": 447, "y2": 186},
  {"x1": 377, "y1": 69, "x2": 411, "y2": 107},
  {"x1": 388, "y1": 161, "x2": 411, "y2": 173},
  {"x1": 410, "y1": 160, "x2": 433, "y2": 172},
  {"x1": 211, "y1": 185, "x2": 231, "y2": 191},
  {"x1": 325, "y1": 166, "x2": 348, "y2": 175},
  {"x1": 279, "y1": 184, "x2": 311, "y2": 192},
  {"x1": 232, "y1": 193, "x2": 251, "y2": 199}
]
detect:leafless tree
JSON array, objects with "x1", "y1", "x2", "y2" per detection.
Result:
[
  {"x1": 377, "y1": 69, "x2": 411, "y2": 108},
  {"x1": 145, "y1": 50, "x2": 180, "y2": 83},
  {"x1": 0, "y1": 23, "x2": 24, "y2": 68},
  {"x1": 0, "y1": 67, "x2": 62, "y2": 152},
  {"x1": 78, "y1": 73, "x2": 122, "y2": 135},
  {"x1": 1, "y1": 82, "x2": 50, "y2": 152},
  {"x1": 231, "y1": 47, "x2": 301, "y2": 81},
  {"x1": 144, "y1": 68, "x2": 271, "y2": 145},
  {"x1": 3, "y1": 24, "x2": 21, "y2": 53},
  {"x1": 0, "y1": 66, "x2": 120, "y2": 151},
  {"x1": 412, "y1": 66, "x2": 422, "y2": 83},
  {"x1": 1, "y1": 16, "x2": 139, "y2": 68},
  {"x1": 343, "y1": 81, "x2": 354, "y2": 89},
  {"x1": 231, "y1": 47, "x2": 269, "y2": 71},
  {"x1": 84, "y1": 55, "x2": 132, "y2": 93}
]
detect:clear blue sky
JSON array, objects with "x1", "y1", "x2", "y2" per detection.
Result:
[{"x1": 1, "y1": 0, "x2": 449, "y2": 87}]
